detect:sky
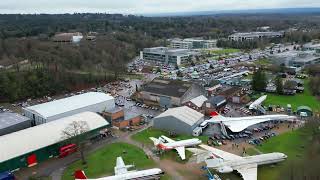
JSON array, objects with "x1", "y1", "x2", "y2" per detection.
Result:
[{"x1": 0, "y1": 0, "x2": 319, "y2": 14}]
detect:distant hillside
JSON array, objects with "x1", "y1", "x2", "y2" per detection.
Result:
[{"x1": 145, "y1": 7, "x2": 320, "y2": 17}]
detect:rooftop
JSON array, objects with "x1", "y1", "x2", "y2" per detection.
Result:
[
  {"x1": 208, "y1": 95, "x2": 227, "y2": 106},
  {"x1": 0, "y1": 113, "x2": 30, "y2": 130},
  {"x1": 143, "y1": 47, "x2": 193, "y2": 56},
  {"x1": 0, "y1": 112, "x2": 109, "y2": 163},
  {"x1": 142, "y1": 78, "x2": 193, "y2": 98},
  {"x1": 230, "y1": 31, "x2": 283, "y2": 37},
  {"x1": 23, "y1": 92, "x2": 114, "y2": 119},
  {"x1": 156, "y1": 106, "x2": 204, "y2": 126},
  {"x1": 189, "y1": 95, "x2": 208, "y2": 107}
]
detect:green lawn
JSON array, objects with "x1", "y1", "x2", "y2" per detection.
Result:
[
  {"x1": 62, "y1": 142, "x2": 157, "y2": 180},
  {"x1": 264, "y1": 81, "x2": 320, "y2": 112},
  {"x1": 254, "y1": 58, "x2": 272, "y2": 66},
  {"x1": 131, "y1": 128, "x2": 209, "y2": 146},
  {"x1": 220, "y1": 127, "x2": 313, "y2": 180},
  {"x1": 256, "y1": 128, "x2": 312, "y2": 180},
  {"x1": 207, "y1": 48, "x2": 240, "y2": 55}
]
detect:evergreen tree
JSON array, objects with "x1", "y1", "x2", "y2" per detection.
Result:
[
  {"x1": 252, "y1": 69, "x2": 267, "y2": 92},
  {"x1": 275, "y1": 76, "x2": 283, "y2": 94}
]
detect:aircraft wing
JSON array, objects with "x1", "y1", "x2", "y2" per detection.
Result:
[
  {"x1": 222, "y1": 115, "x2": 295, "y2": 132},
  {"x1": 187, "y1": 148, "x2": 211, "y2": 163},
  {"x1": 175, "y1": 146, "x2": 186, "y2": 160},
  {"x1": 199, "y1": 145, "x2": 242, "y2": 161},
  {"x1": 236, "y1": 164, "x2": 258, "y2": 180},
  {"x1": 161, "y1": 135, "x2": 176, "y2": 143},
  {"x1": 114, "y1": 157, "x2": 128, "y2": 175}
]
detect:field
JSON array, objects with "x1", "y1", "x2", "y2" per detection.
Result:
[
  {"x1": 220, "y1": 127, "x2": 313, "y2": 180},
  {"x1": 264, "y1": 80, "x2": 320, "y2": 112},
  {"x1": 131, "y1": 128, "x2": 209, "y2": 146},
  {"x1": 207, "y1": 48, "x2": 240, "y2": 55},
  {"x1": 254, "y1": 58, "x2": 272, "y2": 65},
  {"x1": 62, "y1": 142, "x2": 157, "y2": 180}
]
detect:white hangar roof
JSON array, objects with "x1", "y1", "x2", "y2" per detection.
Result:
[
  {"x1": 23, "y1": 92, "x2": 114, "y2": 119},
  {"x1": 156, "y1": 106, "x2": 204, "y2": 126},
  {"x1": 0, "y1": 112, "x2": 109, "y2": 163},
  {"x1": 189, "y1": 95, "x2": 208, "y2": 108}
]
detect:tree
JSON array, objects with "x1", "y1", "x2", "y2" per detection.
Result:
[
  {"x1": 309, "y1": 76, "x2": 320, "y2": 96},
  {"x1": 275, "y1": 77, "x2": 284, "y2": 94},
  {"x1": 252, "y1": 69, "x2": 267, "y2": 92},
  {"x1": 61, "y1": 121, "x2": 90, "y2": 165},
  {"x1": 284, "y1": 80, "x2": 297, "y2": 90}
]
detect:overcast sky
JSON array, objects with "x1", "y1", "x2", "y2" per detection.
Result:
[{"x1": 0, "y1": 0, "x2": 319, "y2": 14}]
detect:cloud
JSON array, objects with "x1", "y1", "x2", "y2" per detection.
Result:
[{"x1": 0, "y1": 0, "x2": 319, "y2": 14}]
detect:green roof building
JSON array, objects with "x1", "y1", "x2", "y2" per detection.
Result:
[
  {"x1": 0, "y1": 112, "x2": 109, "y2": 172},
  {"x1": 297, "y1": 106, "x2": 313, "y2": 117}
]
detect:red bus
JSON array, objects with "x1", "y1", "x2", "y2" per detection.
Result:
[{"x1": 59, "y1": 144, "x2": 77, "y2": 158}]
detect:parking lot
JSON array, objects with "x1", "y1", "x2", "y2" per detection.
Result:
[{"x1": 202, "y1": 119, "x2": 300, "y2": 153}]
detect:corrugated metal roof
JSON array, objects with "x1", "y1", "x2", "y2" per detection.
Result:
[
  {"x1": 189, "y1": 95, "x2": 208, "y2": 107},
  {"x1": 156, "y1": 106, "x2": 203, "y2": 126},
  {"x1": 0, "y1": 113, "x2": 30, "y2": 130},
  {"x1": 0, "y1": 112, "x2": 109, "y2": 163},
  {"x1": 23, "y1": 92, "x2": 114, "y2": 118}
]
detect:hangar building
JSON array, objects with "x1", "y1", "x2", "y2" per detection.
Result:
[
  {"x1": 138, "y1": 78, "x2": 205, "y2": 108},
  {"x1": 23, "y1": 92, "x2": 115, "y2": 125},
  {"x1": 0, "y1": 113, "x2": 31, "y2": 136},
  {"x1": 153, "y1": 106, "x2": 204, "y2": 135},
  {"x1": 0, "y1": 112, "x2": 109, "y2": 172}
]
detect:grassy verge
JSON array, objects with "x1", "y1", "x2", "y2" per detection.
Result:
[
  {"x1": 219, "y1": 126, "x2": 313, "y2": 180},
  {"x1": 62, "y1": 142, "x2": 157, "y2": 180},
  {"x1": 208, "y1": 48, "x2": 240, "y2": 55},
  {"x1": 254, "y1": 58, "x2": 271, "y2": 65},
  {"x1": 264, "y1": 80, "x2": 320, "y2": 112}
]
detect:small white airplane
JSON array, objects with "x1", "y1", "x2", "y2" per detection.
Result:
[
  {"x1": 74, "y1": 156, "x2": 163, "y2": 180},
  {"x1": 149, "y1": 135, "x2": 202, "y2": 160},
  {"x1": 188, "y1": 144, "x2": 287, "y2": 180},
  {"x1": 206, "y1": 111, "x2": 296, "y2": 132}
]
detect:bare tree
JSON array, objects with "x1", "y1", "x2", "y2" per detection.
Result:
[{"x1": 61, "y1": 121, "x2": 90, "y2": 165}]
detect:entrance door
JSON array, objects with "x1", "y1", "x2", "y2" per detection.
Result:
[
  {"x1": 159, "y1": 96, "x2": 172, "y2": 108},
  {"x1": 27, "y1": 154, "x2": 38, "y2": 167}
]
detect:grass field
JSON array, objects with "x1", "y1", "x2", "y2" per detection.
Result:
[
  {"x1": 207, "y1": 48, "x2": 240, "y2": 55},
  {"x1": 62, "y1": 143, "x2": 157, "y2": 180},
  {"x1": 220, "y1": 127, "x2": 313, "y2": 180},
  {"x1": 254, "y1": 58, "x2": 272, "y2": 65},
  {"x1": 131, "y1": 128, "x2": 209, "y2": 146},
  {"x1": 264, "y1": 80, "x2": 320, "y2": 112}
]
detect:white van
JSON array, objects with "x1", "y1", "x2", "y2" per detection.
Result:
[
  {"x1": 200, "y1": 121, "x2": 209, "y2": 129},
  {"x1": 192, "y1": 127, "x2": 203, "y2": 136}
]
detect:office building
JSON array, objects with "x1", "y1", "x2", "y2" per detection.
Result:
[
  {"x1": 228, "y1": 32, "x2": 284, "y2": 41},
  {"x1": 140, "y1": 47, "x2": 198, "y2": 65}
]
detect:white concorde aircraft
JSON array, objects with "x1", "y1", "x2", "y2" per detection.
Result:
[
  {"x1": 206, "y1": 111, "x2": 297, "y2": 132},
  {"x1": 74, "y1": 156, "x2": 164, "y2": 180},
  {"x1": 150, "y1": 135, "x2": 201, "y2": 160},
  {"x1": 188, "y1": 144, "x2": 287, "y2": 180}
]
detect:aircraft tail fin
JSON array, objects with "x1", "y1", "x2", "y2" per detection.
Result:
[
  {"x1": 74, "y1": 170, "x2": 87, "y2": 179},
  {"x1": 149, "y1": 137, "x2": 161, "y2": 146},
  {"x1": 210, "y1": 111, "x2": 220, "y2": 117}
]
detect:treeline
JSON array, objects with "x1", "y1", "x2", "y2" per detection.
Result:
[
  {"x1": 0, "y1": 69, "x2": 112, "y2": 102},
  {"x1": 1, "y1": 13, "x2": 320, "y2": 39},
  {"x1": 0, "y1": 34, "x2": 160, "y2": 73},
  {"x1": 305, "y1": 65, "x2": 320, "y2": 96}
]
